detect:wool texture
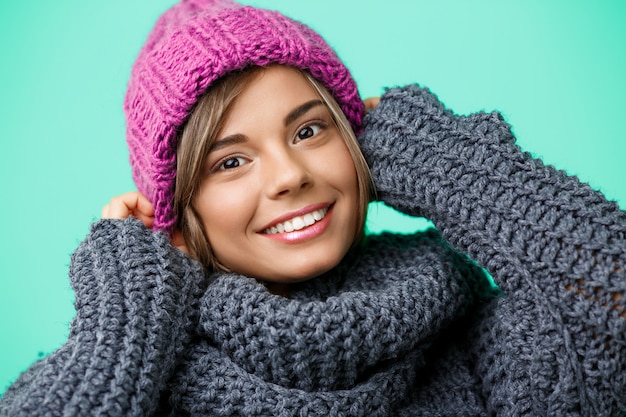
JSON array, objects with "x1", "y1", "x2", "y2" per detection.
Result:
[
  {"x1": 124, "y1": 0, "x2": 363, "y2": 234},
  {"x1": 2, "y1": 85, "x2": 625, "y2": 416}
]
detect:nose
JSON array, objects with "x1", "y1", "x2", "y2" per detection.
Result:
[{"x1": 263, "y1": 146, "x2": 313, "y2": 199}]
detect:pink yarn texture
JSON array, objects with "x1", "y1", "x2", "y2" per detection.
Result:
[{"x1": 124, "y1": 0, "x2": 364, "y2": 233}]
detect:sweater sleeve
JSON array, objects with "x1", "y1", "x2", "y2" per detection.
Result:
[
  {"x1": 0, "y1": 218, "x2": 205, "y2": 417},
  {"x1": 359, "y1": 84, "x2": 626, "y2": 414}
]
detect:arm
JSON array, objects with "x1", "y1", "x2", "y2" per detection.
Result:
[
  {"x1": 359, "y1": 85, "x2": 626, "y2": 413},
  {"x1": 0, "y1": 218, "x2": 205, "y2": 416}
]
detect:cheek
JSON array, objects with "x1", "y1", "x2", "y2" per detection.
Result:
[
  {"x1": 340, "y1": 152, "x2": 359, "y2": 190},
  {"x1": 195, "y1": 181, "x2": 257, "y2": 239},
  {"x1": 319, "y1": 142, "x2": 359, "y2": 193}
]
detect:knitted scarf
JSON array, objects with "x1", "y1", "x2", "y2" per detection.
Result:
[{"x1": 167, "y1": 231, "x2": 492, "y2": 416}]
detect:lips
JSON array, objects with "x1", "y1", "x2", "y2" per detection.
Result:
[{"x1": 263, "y1": 207, "x2": 329, "y2": 234}]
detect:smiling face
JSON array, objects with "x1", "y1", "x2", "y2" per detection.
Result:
[{"x1": 192, "y1": 66, "x2": 360, "y2": 282}]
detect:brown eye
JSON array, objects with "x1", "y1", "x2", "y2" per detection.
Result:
[
  {"x1": 219, "y1": 157, "x2": 246, "y2": 170},
  {"x1": 296, "y1": 124, "x2": 321, "y2": 142}
]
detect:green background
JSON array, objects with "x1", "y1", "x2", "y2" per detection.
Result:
[{"x1": 1, "y1": 0, "x2": 624, "y2": 394}]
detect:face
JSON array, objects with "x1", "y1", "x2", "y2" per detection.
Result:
[{"x1": 193, "y1": 66, "x2": 360, "y2": 283}]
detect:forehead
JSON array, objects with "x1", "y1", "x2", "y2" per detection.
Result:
[
  {"x1": 219, "y1": 66, "x2": 325, "y2": 132},
  {"x1": 235, "y1": 66, "x2": 319, "y2": 108}
]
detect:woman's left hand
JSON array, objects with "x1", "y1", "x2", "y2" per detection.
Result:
[{"x1": 364, "y1": 97, "x2": 380, "y2": 112}]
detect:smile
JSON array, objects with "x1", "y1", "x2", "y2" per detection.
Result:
[{"x1": 263, "y1": 207, "x2": 329, "y2": 234}]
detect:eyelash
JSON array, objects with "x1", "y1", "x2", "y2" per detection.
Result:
[
  {"x1": 294, "y1": 120, "x2": 328, "y2": 142},
  {"x1": 216, "y1": 156, "x2": 247, "y2": 171},
  {"x1": 210, "y1": 120, "x2": 330, "y2": 173}
]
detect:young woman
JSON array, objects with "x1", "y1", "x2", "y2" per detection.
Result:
[{"x1": 1, "y1": 0, "x2": 624, "y2": 416}]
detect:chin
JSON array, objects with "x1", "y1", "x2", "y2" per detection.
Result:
[{"x1": 270, "y1": 253, "x2": 344, "y2": 283}]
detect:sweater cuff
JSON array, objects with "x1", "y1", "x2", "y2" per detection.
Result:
[{"x1": 1, "y1": 217, "x2": 205, "y2": 416}]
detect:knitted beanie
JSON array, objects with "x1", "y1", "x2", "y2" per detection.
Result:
[{"x1": 124, "y1": 0, "x2": 364, "y2": 234}]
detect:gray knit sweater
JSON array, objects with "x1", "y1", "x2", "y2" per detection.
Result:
[{"x1": 1, "y1": 85, "x2": 624, "y2": 416}]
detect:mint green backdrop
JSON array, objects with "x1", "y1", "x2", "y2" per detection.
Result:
[{"x1": 1, "y1": 0, "x2": 624, "y2": 394}]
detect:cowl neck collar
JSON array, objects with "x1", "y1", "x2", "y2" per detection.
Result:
[{"x1": 196, "y1": 232, "x2": 480, "y2": 393}]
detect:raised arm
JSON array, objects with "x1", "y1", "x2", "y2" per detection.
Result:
[
  {"x1": 359, "y1": 84, "x2": 626, "y2": 413},
  {"x1": 0, "y1": 218, "x2": 205, "y2": 416}
]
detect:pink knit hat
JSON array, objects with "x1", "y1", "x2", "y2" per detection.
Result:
[{"x1": 124, "y1": 0, "x2": 364, "y2": 234}]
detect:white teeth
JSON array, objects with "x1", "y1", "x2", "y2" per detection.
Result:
[
  {"x1": 264, "y1": 208, "x2": 328, "y2": 234},
  {"x1": 292, "y1": 217, "x2": 305, "y2": 230}
]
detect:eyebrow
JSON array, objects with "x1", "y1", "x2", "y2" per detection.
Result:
[
  {"x1": 283, "y1": 99, "x2": 325, "y2": 126},
  {"x1": 209, "y1": 99, "x2": 326, "y2": 153},
  {"x1": 209, "y1": 133, "x2": 248, "y2": 153}
]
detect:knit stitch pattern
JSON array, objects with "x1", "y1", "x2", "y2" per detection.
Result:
[
  {"x1": 359, "y1": 84, "x2": 626, "y2": 415},
  {"x1": 2, "y1": 85, "x2": 625, "y2": 416},
  {"x1": 124, "y1": 0, "x2": 364, "y2": 234},
  {"x1": 0, "y1": 219, "x2": 205, "y2": 417},
  {"x1": 166, "y1": 230, "x2": 492, "y2": 416}
]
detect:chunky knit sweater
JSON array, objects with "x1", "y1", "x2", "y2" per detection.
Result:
[{"x1": 1, "y1": 85, "x2": 625, "y2": 416}]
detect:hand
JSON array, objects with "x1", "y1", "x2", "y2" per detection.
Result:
[
  {"x1": 102, "y1": 192, "x2": 191, "y2": 255},
  {"x1": 364, "y1": 97, "x2": 380, "y2": 112},
  {"x1": 102, "y1": 191, "x2": 155, "y2": 229}
]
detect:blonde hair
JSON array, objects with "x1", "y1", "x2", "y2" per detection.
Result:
[{"x1": 174, "y1": 66, "x2": 374, "y2": 271}]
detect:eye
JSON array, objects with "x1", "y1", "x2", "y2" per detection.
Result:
[
  {"x1": 295, "y1": 123, "x2": 323, "y2": 142},
  {"x1": 218, "y1": 156, "x2": 247, "y2": 171}
]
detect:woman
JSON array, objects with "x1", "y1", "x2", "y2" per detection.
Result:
[{"x1": 2, "y1": 0, "x2": 624, "y2": 415}]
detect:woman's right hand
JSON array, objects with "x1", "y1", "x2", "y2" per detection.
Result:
[
  {"x1": 102, "y1": 191, "x2": 155, "y2": 230},
  {"x1": 102, "y1": 192, "x2": 190, "y2": 255}
]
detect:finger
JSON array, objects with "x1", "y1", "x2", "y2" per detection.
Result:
[
  {"x1": 134, "y1": 211, "x2": 155, "y2": 229},
  {"x1": 102, "y1": 192, "x2": 154, "y2": 221},
  {"x1": 101, "y1": 204, "x2": 110, "y2": 218},
  {"x1": 102, "y1": 194, "x2": 134, "y2": 219},
  {"x1": 364, "y1": 97, "x2": 380, "y2": 111},
  {"x1": 133, "y1": 192, "x2": 155, "y2": 218},
  {"x1": 132, "y1": 193, "x2": 156, "y2": 228}
]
